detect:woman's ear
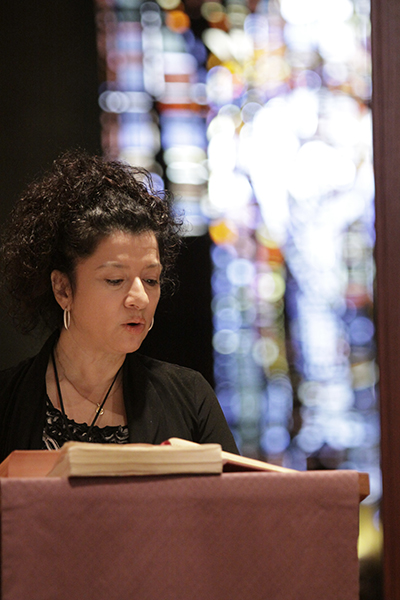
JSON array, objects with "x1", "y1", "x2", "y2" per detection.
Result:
[{"x1": 51, "y1": 270, "x2": 72, "y2": 310}]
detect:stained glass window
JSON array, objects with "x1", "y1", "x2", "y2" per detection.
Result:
[{"x1": 94, "y1": 0, "x2": 378, "y2": 511}]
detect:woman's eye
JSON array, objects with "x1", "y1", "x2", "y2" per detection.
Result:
[
  {"x1": 145, "y1": 279, "x2": 159, "y2": 287},
  {"x1": 106, "y1": 279, "x2": 124, "y2": 286}
]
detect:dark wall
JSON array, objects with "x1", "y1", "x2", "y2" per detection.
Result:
[
  {"x1": 0, "y1": 0, "x2": 101, "y2": 211},
  {"x1": 0, "y1": 0, "x2": 101, "y2": 368},
  {"x1": 140, "y1": 234, "x2": 214, "y2": 386},
  {"x1": 0, "y1": 0, "x2": 214, "y2": 384}
]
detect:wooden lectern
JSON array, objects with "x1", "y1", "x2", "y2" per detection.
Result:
[{"x1": 0, "y1": 463, "x2": 368, "y2": 600}]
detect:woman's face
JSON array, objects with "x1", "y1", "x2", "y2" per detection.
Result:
[{"x1": 53, "y1": 231, "x2": 161, "y2": 357}]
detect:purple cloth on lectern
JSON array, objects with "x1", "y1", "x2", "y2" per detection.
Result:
[{"x1": 0, "y1": 471, "x2": 360, "y2": 600}]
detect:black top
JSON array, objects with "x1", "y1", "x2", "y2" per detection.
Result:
[
  {"x1": 0, "y1": 331, "x2": 239, "y2": 461},
  {"x1": 42, "y1": 398, "x2": 130, "y2": 449}
]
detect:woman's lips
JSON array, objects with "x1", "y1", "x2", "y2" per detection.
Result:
[{"x1": 123, "y1": 321, "x2": 146, "y2": 333}]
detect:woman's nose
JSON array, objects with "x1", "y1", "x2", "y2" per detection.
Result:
[{"x1": 125, "y1": 278, "x2": 149, "y2": 309}]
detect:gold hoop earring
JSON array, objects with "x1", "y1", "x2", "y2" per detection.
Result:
[{"x1": 63, "y1": 308, "x2": 71, "y2": 330}]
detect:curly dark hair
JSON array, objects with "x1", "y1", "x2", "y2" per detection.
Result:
[{"x1": 0, "y1": 150, "x2": 183, "y2": 333}]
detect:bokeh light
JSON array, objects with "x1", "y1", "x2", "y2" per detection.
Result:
[{"x1": 95, "y1": 0, "x2": 378, "y2": 509}]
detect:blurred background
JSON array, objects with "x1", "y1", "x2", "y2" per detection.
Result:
[{"x1": 0, "y1": 0, "x2": 382, "y2": 596}]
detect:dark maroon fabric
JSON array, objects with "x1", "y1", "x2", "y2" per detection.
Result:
[{"x1": 1, "y1": 471, "x2": 360, "y2": 600}]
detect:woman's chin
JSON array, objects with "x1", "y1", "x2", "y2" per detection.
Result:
[{"x1": 119, "y1": 325, "x2": 148, "y2": 353}]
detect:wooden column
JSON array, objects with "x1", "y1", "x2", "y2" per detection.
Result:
[{"x1": 371, "y1": 1, "x2": 400, "y2": 597}]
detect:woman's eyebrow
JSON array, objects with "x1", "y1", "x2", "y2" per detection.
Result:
[
  {"x1": 96, "y1": 261, "x2": 162, "y2": 270},
  {"x1": 96, "y1": 262, "x2": 126, "y2": 270}
]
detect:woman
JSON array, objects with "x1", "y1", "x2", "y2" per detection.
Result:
[{"x1": 0, "y1": 151, "x2": 238, "y2": 461}]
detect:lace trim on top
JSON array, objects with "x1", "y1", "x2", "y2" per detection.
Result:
[{"x1": 42, "y1": 397, "x2": 129, "y2": 450}]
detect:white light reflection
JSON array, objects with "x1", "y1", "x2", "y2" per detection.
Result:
[
  {"x1": 252, "y1": 337, "x2": 280, "y2": 368},
  {"x1": 352, "y1": 360, "x2": 377, "y2": 390},
  {"x1": 164, "y1": 145, "x2": 206, "y2": 165},
  {"x1": 141, "y1": 3, "x2": 164, "y2": 98},
  {"x1": 212, "y1": 294, "x2": 240, "y2": 314},
  {"x1": 202, "y1": 29, "x2": 233, "y2": 63},
  {"x1": 295, "y1": 302, "x2": 350, "y2": 379},
  {"x1": 207, "y1": 112, "x2": 238, "y2": 140},
  {"x1": 203, "y1": 27, "x2": 254, "y2": 65},
  {"x1": 208, "y1": 172, "x2": 253, "y2": 213},
  {"x1": 161, "y1": 115, "x2": 206, "y2": 148},
  {"x1": 323, "y1": 62, "x2": 349, "y2": 86},
  {"x1": 244, "y1": 99, "x2": 300, "y2": 244},
  {"x1": 214, "y1": 306, "x2": 242, "y2": 332},
  {"x1": 166, "y1": 162, "x2": 208, "y2": 185},
  {"x1": 213, "y1": 329, "x2": 240, "y2": 354},
  {"x1": 318, "y1": 0, "x2": 354, "y2": 22},
  {"x1": 206, "y1": 66, "x2": 234, "y2": 106},
  {"x1": 208, "y1": 133, "x2": 237, "y2": 172},
  {"x1": 244, "y1": 14, "x2": 269, "y2": 49},
  {"x1": 163, "y1": 52, "x2": 197, "y2": 74},
  {"x1": 281, "y1": 0, "x2": 354, "y2": 25},
  {"x1": 190, "y1": 82, "x2": 208, "y2": 105},
  {"x1": 257, "y1": 272, "x2": 286, "y2": 303},
  {"x1": 261, "y1": 426, "x2": 291, "y2": 454},
  {"x1": 228, "y1": 29, "x2": 254, "y2": 63},
  {"x1": 296, "y1": 424, "x2": 325, "y2": 453},
  {"x1": 281, "y1": 0, "x2": 320, "y2": 25},
  {"x1": 266, "y1": 377, "x2": 294, "y2": 420},
  {"x1": 287, "y1": 88, "x2": 319, "y2": 139},
  {"x1": 288, "y1": 141, "x2": 357, "y2": 202},
  {"x1": 201, "y1": 2, "x2": 226, "y2": 24},
  {"x1": 141, "y1": 2, "x2": 162, "y2": 27},
  {"x1": 99, "y1": 91, "x2": 153, "y2": 114},
  {"x1": 325, "y1": 415, "x2": 365, "y2": 450},
  {"x1": 226, "y1": 258, "x2": 256, "y2": 287},
  {"x1": 323, "y1": 97, "x2": 366, "y2": 148},
  {"x1": 317, "y1": 22, "x2": 356, "y2": 62},
  {"x1": 156, "y1": 0, "x2": 180, "y2": 9},
  {"x1": 241, "y1": 102, "x2": 263, "y2": 123},
  {"x1": 283, "y1": 23, "x2": 318, "y2": 52},
  {"x1": 119, "y1": 120, "x2": 161, "y2": 154}
]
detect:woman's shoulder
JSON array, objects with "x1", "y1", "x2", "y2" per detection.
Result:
[
  {"x1": 126, "y1": 353, "x2": 214, "y2": 403},
  {"x1": 0, "y1": 333, "x2": 56, "y2": 400},
  {"x1": 125, "y1": 352, "x2": 239, "y2": 454},
  {"x1": 0, "y1": 356, "x2": 37, "y2": 407},
  {"x1": 0, "y1": 356, "x2": 35, "y2": 383},
  {"x1": 131, "y1": 353, "x2": 208, "y2": 384}
]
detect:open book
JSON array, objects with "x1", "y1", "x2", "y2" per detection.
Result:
[
  {"x1": 0, "y1": 438, "x2": 292, "y2": 478},
  {"x1": 0, "y1": 439, "x2": 370, "y2": 500},
  {"x1": 165, "y1": 437, "x2": 292, "y2": 473},
  {"x1": 47, "y1": 440, "x2": 223, "y2": 477}
]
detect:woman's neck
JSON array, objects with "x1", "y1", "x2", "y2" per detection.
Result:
[
  {"x1": 46, "y1": 329, "x2": 127, "y2": 427},
  {"x1": 54, "y1": 329, "x2": 125, "y2": 400}
]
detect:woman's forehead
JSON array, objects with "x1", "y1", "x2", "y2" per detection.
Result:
[{"x1": 79, "y1": 231, "x2": 161, "y2": 268}]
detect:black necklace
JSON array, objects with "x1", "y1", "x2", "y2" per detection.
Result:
[{"x1": 50, "y1": 348, "x2": 122, "y2": 442}]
